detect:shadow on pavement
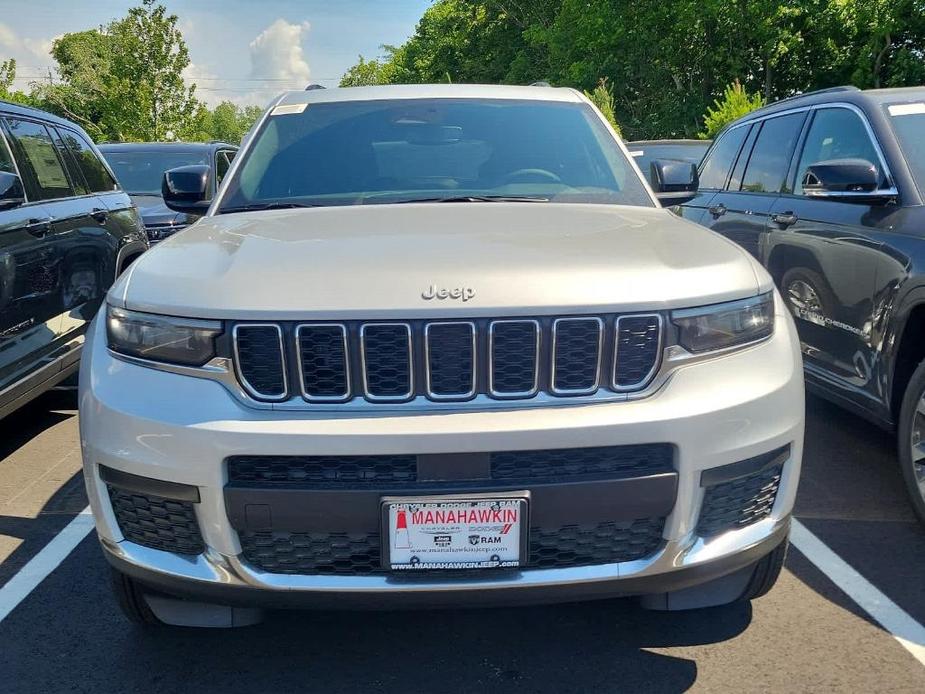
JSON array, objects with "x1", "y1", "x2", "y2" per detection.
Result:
[
  {"x1": 787, "y1": 394, "x2": 925, "y2": 629},
  {"x1": 0, "y1": 536, "x2": 753, "y2": 694},
  {"x1": 0, "y1": 391, "x2": 76, "y2": 463},
  {"x1": 0, "y1": 467, "x2": 87, "y2": 588}
]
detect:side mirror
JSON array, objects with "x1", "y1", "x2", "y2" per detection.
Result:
[
  {"x1": 802, "y1": 158, "x2": 894, "y2": 203},
  {"x1": 650, "y1": 159, "x2": 699, "y2": 205},
  {"x1": 162, "y1": 164, "x2": 211, "y2": 215},
  {"x1": 0, "y1": 170, "x2": 25, "y2": 210}
]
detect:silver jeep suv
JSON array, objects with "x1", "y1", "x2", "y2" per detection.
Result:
[{"x1": 80, "y1": 85, "x2": 804, "y2": 627}]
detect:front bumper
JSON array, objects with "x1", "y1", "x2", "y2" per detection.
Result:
[{"x1": 80, "y1": 298, "x2": 804, "y2": 607}]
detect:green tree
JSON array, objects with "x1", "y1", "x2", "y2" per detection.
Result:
[
  {"x1": 0, "y1": 58, "x2": 35, "y2": 106},
  {"x1": 699, "y1": 80, "x2": 765, "y2": 139},
  {"x1": 584, "y1": 78, "x2": 621, "y2": 135},
  {"x1": 346, "y1": 0, "x2": 925, "y2": 139},
  {"x1": 37, "y1": 0, "x2": 199, "y2": 141},
  {"x1": 340, "y1": 54, "x2": 395, "y2": 87}
]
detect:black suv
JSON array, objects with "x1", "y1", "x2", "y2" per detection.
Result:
[
  {"x1": 626, "y1": 139, "x2": 711, "y2": 187},
  {"x1": 99, "y1": 142, "x2": 237, "y2": 243},
  {"x1": 676, "y1": 85, "x2": 925, "y2": 522},
  {"x1": 0, "y1": 101, "x2": 147, "y2": 418}
]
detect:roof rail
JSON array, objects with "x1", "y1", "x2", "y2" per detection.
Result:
[{"x1": 767, "y1": 85, "x2": 860, "y2": 108}]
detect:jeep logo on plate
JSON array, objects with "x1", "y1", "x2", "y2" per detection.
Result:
[{"x1": 422, "y1": 285, "x2": 475, "y2": 302}]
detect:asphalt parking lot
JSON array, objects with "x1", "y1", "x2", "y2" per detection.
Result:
[{"x1": 1, "y1": 392, "x2": 923, "y2": 693}]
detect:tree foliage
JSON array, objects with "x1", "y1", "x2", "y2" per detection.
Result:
[
  {"x1": 33, "y1": 0, "x2": 197, "y2": 141},
  {"x1": 584, "y1": 78, "x2": 621, "y2": 135},
  {"x1": 3, "y1": 1, "x2": 259, "y2": 144},
  {"x1": 699, "y1": 80, "x2": 766, "y2": 139},
  {"x1": 180, "y1": 101, "x2": 263, "y2": 143},
  {"x1": 342, "y1": 0, "x2": 925, "y2": 139},
  {"x1": 0, "y1": 58, "x2": 35, "y2": 106}
]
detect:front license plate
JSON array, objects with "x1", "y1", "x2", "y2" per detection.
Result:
[{"x1": 382, "y1": 494, "x2": 528, "y2": 571}]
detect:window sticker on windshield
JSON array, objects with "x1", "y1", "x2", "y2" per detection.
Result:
[
  {"x1": 888, "y1": 103, "x2": 925, "y2": 117},
  {"x1": 630, "y1": 150, "x2": 644, "y2": 157},
  {"x1": 270, "y1": 103, "x2": 307, "y2": 116}
]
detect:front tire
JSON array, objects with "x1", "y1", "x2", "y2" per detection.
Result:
[
  {"x1": 110, "y1": 567, "x2": 164, "y2": 626},
  {"x1": 738, "y1": 536, "x2": 788, "y2": 601},
  {"x1": 896, "y1": 359, "x2": 925, "y2": 524}
]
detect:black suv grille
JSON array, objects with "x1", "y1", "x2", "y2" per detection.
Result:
[
  {"x1": 297, "y1": 324, "x2": 349, "y2": 400},
  {"x1": 239, "y1": 518, "x2": 665, "y2": 575},
  {"x1": 615, "y1": 316, "x2": 662, "y2": 388},
  {"x1": 231, "y1": 314, "x2": 664, "y2": 404},
  {"x1": 234, "y1": 325, "x2": 286, "y2": 399}
]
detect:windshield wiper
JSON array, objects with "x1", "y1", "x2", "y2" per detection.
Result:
[
  {"x1": 385, "y1": 195, "x2": 550, "y2": 204},
  {"x1": 219, "y1": 202, "x2": 323, "y2": 214}
]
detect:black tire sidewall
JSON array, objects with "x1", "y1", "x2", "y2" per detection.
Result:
[{"x1": 896, "y1": 360, "x2": 925, "y2": 524}]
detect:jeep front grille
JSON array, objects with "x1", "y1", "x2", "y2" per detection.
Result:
[{"x1": 231, "y1": 314, "x2": 664, "y2": 404}]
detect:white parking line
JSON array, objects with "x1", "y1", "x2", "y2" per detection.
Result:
[
  {"x1": 791, "y1": 519, "x2": 925, "y2": 666},
  {"x1": 0, "y1": 506, "x2": 94, "y2": 624}
]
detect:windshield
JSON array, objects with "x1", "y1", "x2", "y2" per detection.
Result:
[
  {"x1": 217, "y1": 98, "x2": 653, "y2": 211},
  {"x1": 102, "y1": 150, "x2": 209, "y2": 195},
  {"x1": 886, "y1": 102, "x2": 925, "y2": 197},
  {"x1": 629, "y1": 143, "x2": 710, "y2": 185}
]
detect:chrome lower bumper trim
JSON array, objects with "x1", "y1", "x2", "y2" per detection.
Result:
[{"x1": 100, "y1": 516, "x2": 789, "y2": 598}]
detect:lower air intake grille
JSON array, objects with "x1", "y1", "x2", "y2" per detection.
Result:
[
  {"x1": 490, "y1": 444, "x2": 673, "y2": 481},
  {"x1": 529, "y1": 518, "x2": 665, "y2": 568},
  {"x1": 241, "y1": 531, "x2": 381, "y2": 575},
  {"x1": 227, "y1": 454, "x2": 418, "y2": 487},
  {"x1": 239, "y1": 518, "x2": 665, "y2": 575},
  {"x1": 698, "y1": 460, "x2": 784, "y2": 537},
  {"x1": 108, "y1": 486, "x2": 204, "y2": 555}
]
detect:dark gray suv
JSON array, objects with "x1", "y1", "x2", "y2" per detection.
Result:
[
  {"x1": 0, "y1": 100, "x2": 147, "y2": 419},
  {"x1": 676, "y1": 85, "x2": 925, "y2": 522}
]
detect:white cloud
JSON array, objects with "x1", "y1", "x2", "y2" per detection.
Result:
[
  {"x1": 184, "y1": 19, "x2": 312, "y2": 108},
  {"x1": 249, "y1": 19, "x2": 310, "y2": 86},
  {"x1": 0, "y1": 22, "x2": 57, "y2": 88}
]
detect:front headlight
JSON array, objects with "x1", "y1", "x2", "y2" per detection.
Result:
[
  {"x1": 671, "y1": 292, "x2": 774, "y2": 353},
  {"x1": 106, "y1": 306, "x2": 222, "y2": 366}
]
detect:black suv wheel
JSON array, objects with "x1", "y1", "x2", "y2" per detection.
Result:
[{"x1": 897, "y1": 360, "x2": 925, "y2": 524}]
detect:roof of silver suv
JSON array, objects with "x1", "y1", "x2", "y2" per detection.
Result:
[{"x1": 272, "y1": 84, "x2": 585, "y2": 108}]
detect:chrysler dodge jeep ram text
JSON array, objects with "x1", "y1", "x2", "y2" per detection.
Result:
[{"x1": 79, "y1": 85, "x2": 804, "y2": 627}]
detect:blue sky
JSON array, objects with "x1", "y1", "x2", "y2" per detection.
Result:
[{"x1": 0, "y1": 0, "x2": 432, "y2": 105}]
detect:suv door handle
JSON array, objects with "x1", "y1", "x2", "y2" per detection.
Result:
[
  {"x1": 708, "y1": 203, "x2": 726, "y2": 218},
  {"x1": 26, "y1": 217, "x2": 52, "y2": 238},
  {"x1": 90, "y1": 208, "x2": 108, "y2": 224},
  {"x1": 771, "y1": 212, "x2": 799, "y2": 228}
]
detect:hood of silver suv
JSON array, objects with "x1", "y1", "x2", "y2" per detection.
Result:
[{"x1": 112, "y1": 203, "x2": 763, "y2": 319}]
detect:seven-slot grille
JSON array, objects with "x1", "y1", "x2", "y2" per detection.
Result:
[{"x1": 232, "y1": 315, "x2": 663, "y2": 403}]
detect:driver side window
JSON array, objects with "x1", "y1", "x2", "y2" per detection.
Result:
[{"x1": 795, "y1": 108, "x2": 881, "y2": 195}]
